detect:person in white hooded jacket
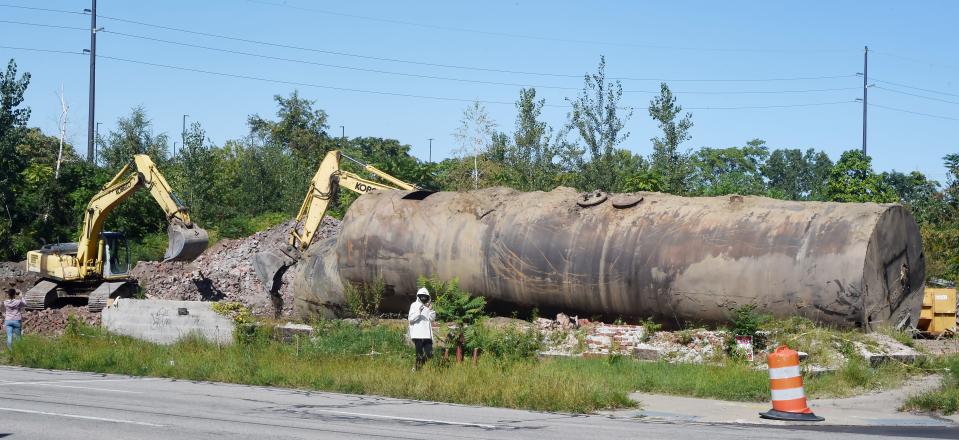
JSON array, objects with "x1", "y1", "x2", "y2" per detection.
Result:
[{"x1": 408, "y1": 287, "x2": 436, "y2": 370}]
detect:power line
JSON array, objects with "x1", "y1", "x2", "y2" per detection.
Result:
[
  {"x1": 0, "y1": 45, "x2": 83, "y2": 55},
  {"x1": 98, "y1": 55, "x2": 862, "y2": 111},
  {"x1": 868, "y1": 102, "x2": 959, "y2": 121},
  {"x1": 0, "y1": 3, "x2": 86, "y2": 16},
  {"x1": 96, "y1": 13, "x2": 857, "y2": 82},
  {"x1": 242, "y1": 0, "x2": 854, "y2": 54},
  {"x1": 0, "y1": 44, "x2": 860, "y2": 112},
  {"x1": 871, "y1": 77, "x2": 959, "y2": 99},
  {"x1": 0, "y1": 4, "x2": 855, "y2": 83},
  {"x1": 873, "y1": 86, "x2": 959, "y2": 106},
  {"x1": 96, "y1": 54, "x2": 525, "y2": 107},
  {"x1": 0, "y1": 19, "x2": 87, "y2": 31},
  {"x1": 102, "y1": 30, "x2": 577, "y2": 92},
  {"x1": 102, "y1": 28, "x2": 860, "y2": 95},
  {"x1": 683, "y1": 100, "x2": 854, "y2": 110},
  {"x1": 871, "y1": 50, "x2": 959, "y2": 72}
]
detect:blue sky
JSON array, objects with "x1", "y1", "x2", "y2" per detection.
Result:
[{"x1": 1, "y1": 1, "x2": 957, "y2": 181}]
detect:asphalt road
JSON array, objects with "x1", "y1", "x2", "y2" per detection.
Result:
[{"x1": 0, "y1": 366, "x2": 955, "y2": 439}]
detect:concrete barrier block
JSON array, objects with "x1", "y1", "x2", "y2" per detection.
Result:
[
  {"x1": 102, "y1": 299, "x2": 235, "y2": 345},
  {"x1": 274, "y1": 322, "x2": 314, "y2": 342}
]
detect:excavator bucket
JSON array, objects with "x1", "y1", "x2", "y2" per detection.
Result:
[
  {"x1": 253, "y1": 246, "x2": 299, "y2": 294},
  {"x1": 164, "y1": 222, "x2": 209, "y2": 262}
]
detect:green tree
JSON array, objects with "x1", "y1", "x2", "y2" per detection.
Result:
[
  {"x1": 882, "y1": 170, "x2": 944, "y2": 224},
  {"x1": 448, "y1": 101, "x2": 500, "y2": 190},
  {"x1": 0, "y1": 59, "x2": 31, "y2": 256},
  {"x1": 567, "y1": 56, "x2": 633, "y2": 192},
  {"x1": 507, "y1": 88, "x2": 560, "y2": 191},
  {"x1": 247, "y1": 90, "x2": 330, "y2": 159},
  {"x1": 648, "y1": 83, "x2": 693, "y2": 194},
  {"x1": 97, "y1": 108, "x2": 171, "y2": 243},
  {"x1": 245, "y1": 92, "x2": 335, "y2": 215},
  {"x1": 690, "y1": 139, "x2": 769, "y2": 196},
  {"x1": 172, "y1": 122, "x2": 218, "y2": 223},
  {"x1": 98, "y1": 107, "x2": 169, "y2": 170},
  {"x1": 763, "y1": 148, "x2": 832, "y2": 200},
  {"x1": 825, "y1": 150, "x2": 896, "y2": 203}
]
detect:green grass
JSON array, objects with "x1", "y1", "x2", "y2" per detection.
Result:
[
  {"x1": 902, "y1": 355, "x2": 959, "y2": 415},
  {"x1": 0, "y1": 320, "x2": 925, "y2": 413},
  {"x1": 805, "y1": 357, "x2": 912, "y2": 398}
]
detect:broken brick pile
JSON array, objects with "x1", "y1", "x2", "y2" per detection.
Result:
[
  {"x1": 534, "y1": 314, "x2": 729, "y2": 363},
  {"x1": 0, "y1": 261, "x2": 39, "y2": 294},
  {"x1": 22, "y1": 306, "x2": 100, "y2": 336},
  {"x1": 130, "y1": 217, "x2": 341, "y2": 317}
]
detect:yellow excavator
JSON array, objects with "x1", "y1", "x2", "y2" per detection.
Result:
[
  {"x1": 24, "y1": 154, "x2": 209, "y2": 311},
  {"x1": 253, "y1": 150, "x2": 425, "y2": 297}
]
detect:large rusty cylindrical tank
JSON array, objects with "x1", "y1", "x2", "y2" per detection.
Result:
[{"x1": 293, "y1": 187, "x2": 924, "y2": 329}]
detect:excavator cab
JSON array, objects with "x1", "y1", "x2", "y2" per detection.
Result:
[{"x1": 101, "y1": 232, "x2": 131, "y2": 277}]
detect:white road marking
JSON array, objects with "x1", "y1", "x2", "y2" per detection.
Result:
[
  {"x1": 0, "y1": 407, "x2": 165, "y2": 427},
  {"x1": 17, "y1": 383, "x2": 141, "y2": 394},
  {"x1": 312, "y1": 409, "x2": 501, "y2": 429},
  {"x1": 1, "y1": 378, "x2": 157, "y2": 386}
]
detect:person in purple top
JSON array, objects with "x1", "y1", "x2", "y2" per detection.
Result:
[{"x1": 3, "y1": 288, "x2": 25, "y2": 349}]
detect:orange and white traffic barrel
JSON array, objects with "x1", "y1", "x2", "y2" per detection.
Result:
[{"x1": 759, "y1": 345, "x2": 824, "y2": 422}]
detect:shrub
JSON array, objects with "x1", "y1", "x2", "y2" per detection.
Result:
[
  {"x1": 419, "y1": 276, "x2": 486, "y2": 352},
  {"x1": 639, "y1": 317, "x2": 662, "y2": 343},
  {"x1": 211, "y1": 302, "x2": 258, "y2": 344},
  {"x1": 344, "y1": 277, "x2": 384, "y2": 321},
  {"x1": 468, "y1": 323, "x2": 542, "y2": 360},
  {"x1": 729, "y1": 304, "x2": 768, "y2": 338}
]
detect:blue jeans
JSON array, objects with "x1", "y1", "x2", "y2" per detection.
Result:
[{"x1": 4, "y1": 320, "x2": 21, "y2": 349}]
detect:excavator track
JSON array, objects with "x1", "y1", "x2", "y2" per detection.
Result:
[
  {"x1": 87, "y1": 282, "x2": 127, "y2": 312},
  {"x1": 24, "y1": 281, "x2": 58, "y2": 310}
]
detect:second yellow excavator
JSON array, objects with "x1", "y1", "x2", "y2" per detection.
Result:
[
  {"x1": 24, "y1": 154, "x2": 209, "y2": 311},
  {"x1": 253, "y1": 150, "x2": 426, "y2": 297}
]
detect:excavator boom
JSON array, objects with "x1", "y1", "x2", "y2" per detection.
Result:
[
  {"x1": 74, "y1": 155, "x2": 208, "y2": 270},
  {"x1": 253, "y1": 150, "x2": 422, "y2": 302}
]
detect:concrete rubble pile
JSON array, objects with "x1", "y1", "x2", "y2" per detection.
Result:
[
  {"x1": 0, "y1": 261, "x2": 39, "y2": 293},
  {"x1": 534, "y1": 314, "x2": 728, "y2": 363},
  {"x1": 23, "y1": 306, "x2": 100, "y2": 335},
  {"x1": 0, "y1": 262, "x2": 97, "y2": 335},
  {"x1": 533, "y1": 313, "x2": 924, "y2": 368},
  {"x1": 131, "y1": 218, "x2": 341, "y2": 317}
]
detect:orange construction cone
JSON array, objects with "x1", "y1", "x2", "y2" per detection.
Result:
[{"x1": 760, "y1": 345, "x2": 824, "y2": 422}]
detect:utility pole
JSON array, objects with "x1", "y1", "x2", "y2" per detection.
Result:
[
  {"x1": 340, "y1": 125, "x2": 345, "y2": 140},
  {"x1": 862, "y1": 45, "x2": 868, "y2": 157},
  {"x1": 428, "y1": 138, "x2": 433, "y2": 163},
  {"x1": 85, "y1": 0, "x2": 97, "y2": 163}
]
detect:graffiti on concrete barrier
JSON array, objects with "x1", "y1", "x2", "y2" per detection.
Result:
[{"x1": 151, "y1": 308, "x2": 172, "y2": 328}]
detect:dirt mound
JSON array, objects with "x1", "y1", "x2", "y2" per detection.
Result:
[
  {"x1": 131, "y1": 217, "x2": 341, "y2": 317},
  {"x1": 0, "y1": 261, "x2": 39, "y2": 294},
  {"x1": 23, "y1": 306, "x2": 100, "y2": 336}
]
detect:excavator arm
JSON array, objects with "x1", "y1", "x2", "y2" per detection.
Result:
[
  {"x1": 287, "y1": 150, "x2": 416, "y2": 250},
  {"x1": 254, "y1": 150, "x2": 421, "y2": 297},
  {"x1": 75, "y1": 154, "x2": 209, "y2": 277}
]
